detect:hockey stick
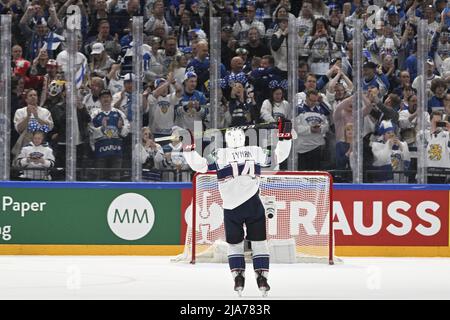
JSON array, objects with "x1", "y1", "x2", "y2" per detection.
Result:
[{"x1": 154, "y1": 121, "x2": 279, "y2": 142}]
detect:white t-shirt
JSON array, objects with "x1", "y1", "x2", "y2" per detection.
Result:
[{"x1": 147, "y1": 92, "x2": 179, "y2": 136}]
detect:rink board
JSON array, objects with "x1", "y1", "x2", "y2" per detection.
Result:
[{"x1": 0, "y1": 182, "x2": 449, "y2": 257}]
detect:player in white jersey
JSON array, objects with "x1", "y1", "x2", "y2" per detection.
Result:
[{"x1": 183, "y1": 120, "x2": 293, "y2": 296}]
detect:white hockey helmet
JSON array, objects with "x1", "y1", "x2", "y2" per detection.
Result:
[{"x1": 225, "y1": 128, "x2": 245, "y2": 148}]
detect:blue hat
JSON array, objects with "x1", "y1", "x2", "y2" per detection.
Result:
[
  {"x1": 183, "y1": 71, "x2": 197, "y2": 82},
  {"x1": 378, "y1": 120, "x2": 395, "y2": 135}
]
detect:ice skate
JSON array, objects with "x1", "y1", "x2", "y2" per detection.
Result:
[
  {"x1": 256, "y1": 271, "x2": 270, "y2": 297},
  {"x1": 233, "y1": 270, "x2": 245, "y2": 297}
]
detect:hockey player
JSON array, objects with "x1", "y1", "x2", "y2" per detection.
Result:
[{"x1": 183, "y1": 120, "x2": 293, "y2": 296}]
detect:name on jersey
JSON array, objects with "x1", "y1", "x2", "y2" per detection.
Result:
[{"x1": 230, "y1": 150, "x2": 253, "y2": 161}]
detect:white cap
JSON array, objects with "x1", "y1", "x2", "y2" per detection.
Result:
[
  {"x1": 91, "y1": 43, "x2": 105, "y2": 55},
  {"x1": 123, "y1": 73, "x2": 135, "y2": 82}
]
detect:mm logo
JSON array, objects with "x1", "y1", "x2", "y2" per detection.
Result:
[{"x1": 107, "y1": 193, "x2": 155, "y2": 240}]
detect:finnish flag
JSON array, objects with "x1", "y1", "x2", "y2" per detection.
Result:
[{"x1": 42, "y1": 32, "x2": 65, "y2": 51}]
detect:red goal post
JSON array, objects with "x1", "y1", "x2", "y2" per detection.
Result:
[{"x1": 184, "y1": 171, "x2": 334, "y2": 265}]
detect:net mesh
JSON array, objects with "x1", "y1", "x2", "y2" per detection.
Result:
[{"x1": 178, "y1": 172, "x2": 333, "y2": 264}]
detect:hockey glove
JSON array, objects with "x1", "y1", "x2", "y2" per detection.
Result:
[{"x1": 277, "y1": 118, "x2": 292, "y2": 140}]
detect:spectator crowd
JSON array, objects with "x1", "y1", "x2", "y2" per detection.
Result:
[{"x1": 2, "y1": 0, "x2": 450, "y2": 183}]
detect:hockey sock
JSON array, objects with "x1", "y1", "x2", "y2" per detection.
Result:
[
  {"x1": 228, "y1": 241, "x2": 245, "y2": 273},
  {"x1": 251, "y1": 240, "x2": 270, "y2": 274}
]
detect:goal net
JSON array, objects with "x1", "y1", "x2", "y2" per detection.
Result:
[{"x1": 177, "y1": 171, "x2": 334, "y2": 264}]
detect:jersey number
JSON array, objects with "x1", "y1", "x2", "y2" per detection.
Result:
[{"x1": 230, "y1": 160, "x2": 256, "y2": 178}]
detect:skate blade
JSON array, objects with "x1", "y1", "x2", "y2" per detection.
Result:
[
  {"x1": 236, "y1": 289, "x2": 243, "y2": 297},
  {"x1": 259, "y1": 288, "x2": 269, "y2": 297}
]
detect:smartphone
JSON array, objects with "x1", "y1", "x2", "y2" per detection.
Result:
[{"x1": 436, "y1": 121, "x2": 447, "y2": 128}]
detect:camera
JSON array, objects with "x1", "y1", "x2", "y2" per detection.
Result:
[{"x1": 436, "y1": 121, "x2": 448, "y2": 128}]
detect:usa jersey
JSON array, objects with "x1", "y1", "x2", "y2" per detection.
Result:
[{"x1": 208, "y1": 146, "x2": 270, "y2": 210}]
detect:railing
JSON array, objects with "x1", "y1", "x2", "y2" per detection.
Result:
[
  {"x1": 10, "y1": 167, "x2": 195, "y2": 182},
  {"x1": 9, "y1": 167, "x2": 450, "y2": 185}
]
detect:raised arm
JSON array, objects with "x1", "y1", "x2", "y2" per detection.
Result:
[
  {"x1": 274, "y1": 118, "x2": 293, "y2": 165},
  {"x1": 183, "y1": 149, "x2": 208, "y2": 173}
]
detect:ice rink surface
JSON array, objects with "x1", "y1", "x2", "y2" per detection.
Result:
[{"x1": 0, "y1": 256, "x2": 449, "y2": 300}]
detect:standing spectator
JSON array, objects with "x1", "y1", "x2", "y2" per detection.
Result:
[
  {"x1": 170, "y1": 53, "x2": 188, "y2": 84},
  {"x1": 328, "y1": 5, "x2": 348, "y2": 46},
  {"x1": 380, "y1": 54, "x2": 399, "y2": 93},
  {"x1": 19, "y1": 3, "x2": 63, "y2": 60},
  {"x1": 412, "y1": 58, "x2": 440, "y2": 100},
  {"x1": 335, "y1": 123, "x2": 353, "y2": 182},
  {"x1": 175, "y1": 71, "x2": 208, "y2": 132},
  {"x1": 311, "y1": 0, "x2": 329, "y2": 18},
  {"x1": 220, "y1": 24, "x2": 236, "y2": 70},
  {"x1": 228, "y1": 82, "x2": 255, "y2": 126},
  {"x1": 296, "y1": 73, "x2": 331, "y2": 118},
  {"x1": 428, "y1": 78, "x2": 447, "y2": 114},
  {"x1": 294, "y1": 89, "x2": 329, "y2": 170},
  {"x1": 175, "y1": 10, "x2": 195, "y2": 49},
  {"x1": 297, "y1": 2, "x2": 315, "y2": 58},
  {"x1": 233, "y1": 4, "x2": 266, "y2": 47},
  {"x1": 399, "y1": 93, "x2": 431, "y2": 182},
  {"x1": 136, "y1": 127, "x2": 165, "y2": 181},
  {"x1": 84, "y1": 19, "x2": 121, "y2": 60},
  {"x1": 222, "y1": 56, "x2": 247, "y2": 98},
  {"x1": 87, "y1": 0, "x2": 110, "y2": 37},
  {"x1": 304, "y1": 18, "x2": 340, "y2": 77},
  {"x1": 186, "y1": 39, "x2": 210, "y2": 93},
  {"x1": 399, "y1": 22, "x2": 417, "y2": 69},
  {"x1": 29, "y1": 48, "x2": 49, "y2": 77},
  {"x1": 393, "y1": 70, "x2": 412, "y2": 98},
  {"x1": 147, "y1": 73, "x2": 183, "y2": 139},
  {"x1": 46, "y1": 80, "x2": 91, "y2": 170},
  {"x1": 38, "y1": 58, "x2": 60, "y2": 106},
  {"x1": 424, "y1": 110, "x2": 450, "y2": 183},
  {"x1": 333, "y1": 93, "x2": 374, "y2": 165},
  {"x1": 90, "y1": 89, "x2": 130, "y2": 181},
  {"x1": 143, "y1": 36, "x2": 165, "y2": 82},
  {"x1": 370, "y1": 120, "x2": 410, "y2": 183},
  {"x1": 89, "y1": 42, "x2": 115, "y2": 79},
  {"x1": 12, "y1": 89, "x2": 54, "y2": 158},
  {"x1": 82, "y1": 76, "x2": 105, "y2": 117},
  {"x1": 144, "y1": 0, "x2": 172, "y2": 37},
  {"x1": 260, "y1": 87, "x2": 290, "y2": 123},
  {"x1": 112, "y1": 73, "x2": 134, "y2": 121},
  {"x1": 108, "y1": 0, "x2": 141, "y2": 38},
  {"x1": 399, "y1": 85, "x2": 417, "y2": 110},
  {"x1": 297, "y1": 61, "x2": 309, "y2": 92},
  {"x1": 270, "y1": 17, "x2": 288, "y2": 79},
  {"x1": 244, "y1": 26, "x2": 271, "y2": 61},
  {"x1": 325, "y1": 64, "x2": 353, "y2": 110},
  {"x1": 362, "y1": 61, "x2": 389, "y2": 96},
  {"x1": 248, "y1": 55, "x2": 284, "y2": 111},
  {"x1": 430, "y1": 23, "x2": 450, "y2": 74},
  {"x1": 159, "y1": 36, "x2": 182, "y2": 76}
]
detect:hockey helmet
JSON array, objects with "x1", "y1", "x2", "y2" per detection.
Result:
[{"x1": 225, "y1": 128, "x2": 245, "y2": 148}]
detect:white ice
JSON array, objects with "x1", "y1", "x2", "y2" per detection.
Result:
[{"x1": 0, "y1": 256, "x2": 449, "y2": 300}]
